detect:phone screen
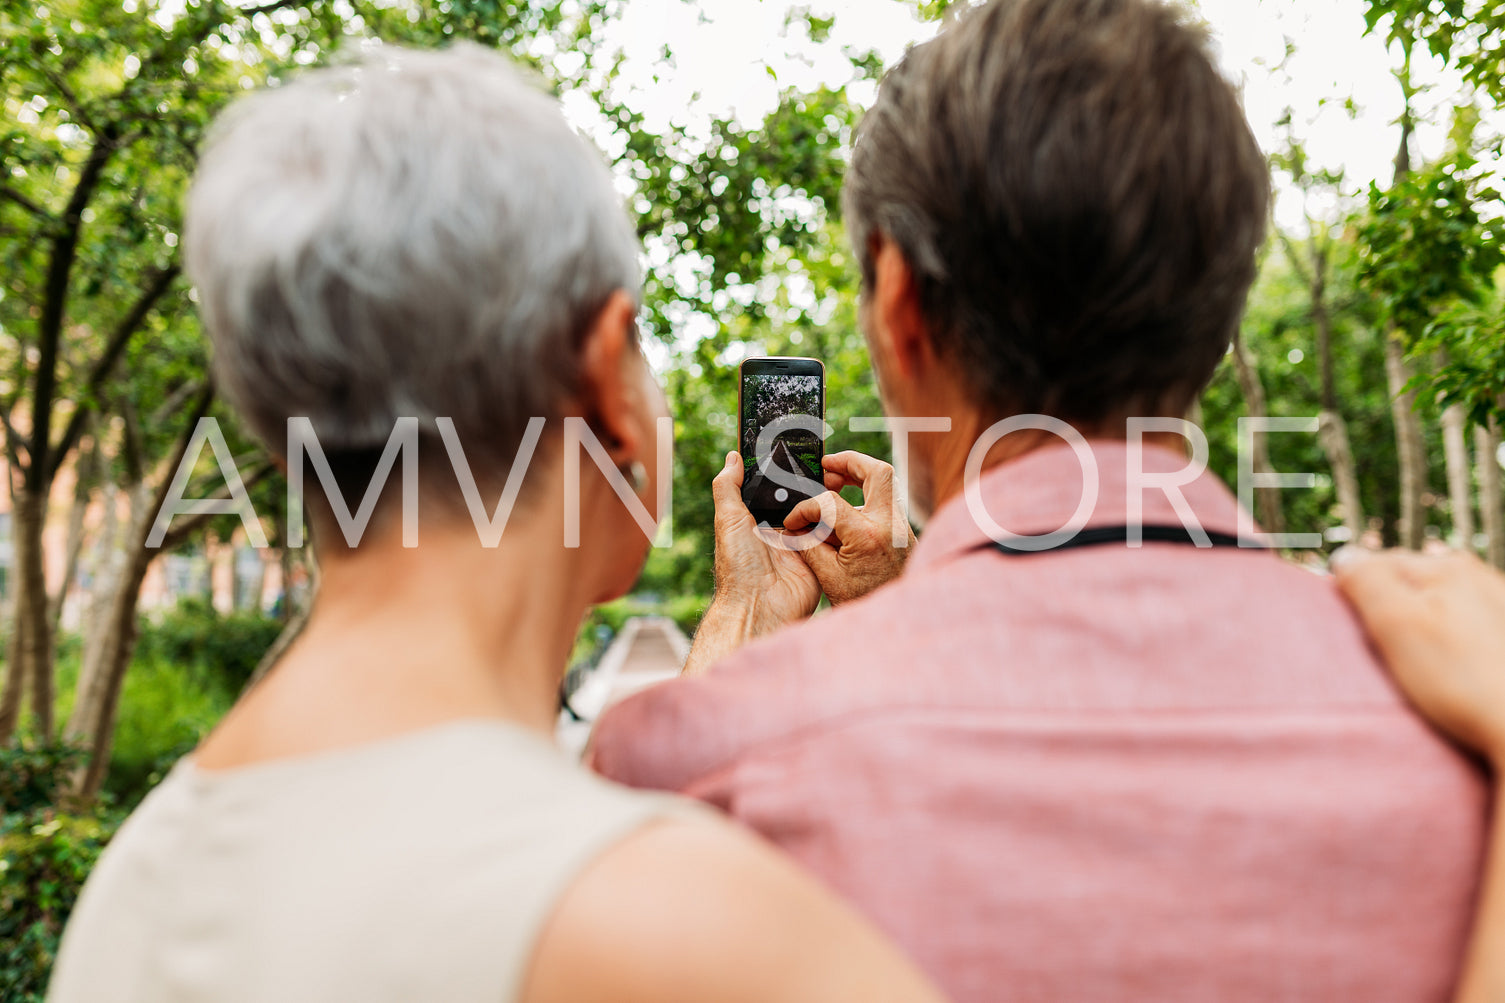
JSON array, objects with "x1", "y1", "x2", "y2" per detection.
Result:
[{"x1": 739, "y1": 357, "x2": 825, "y2": 525}]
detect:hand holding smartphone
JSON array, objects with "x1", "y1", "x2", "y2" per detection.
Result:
[{"x1": 738, "y1": 357, "x2": 826, "y2": 526}]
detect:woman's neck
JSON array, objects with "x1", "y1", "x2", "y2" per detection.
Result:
[{"x1": 195, "y1": 518, "x2": 591, "y2": 770}]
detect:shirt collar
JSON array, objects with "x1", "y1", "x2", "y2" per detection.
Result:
[{"x1": 910, "y1": 439, "x2": 1253, "y2": 571}]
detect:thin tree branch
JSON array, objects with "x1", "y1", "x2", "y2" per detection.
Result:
[
  {"x1": 111, "y1": 0, "x2": 304, "y2": 112},
  {"x1": 119, "y1": 397, "x2": 146, "y2": 485},
  {"x1": 47, "y1": 261, "x2": 181, "y2": 480},
  {"x1": 147, "y1": 378, "x2": 206, "y2": 429},
  {"x1": 35, "y1": 62, "x2": 99, "y2": 135},
  {"x1": 159, "y1": 464, "x2": 273, "y2": 552},
  {"x1": 0, "y1": 185, "x2": 48, "y2": 220},
  {"x1": 240, "y1": 0, "x2": 303, "y2": 18},
  {"x1": 0, "y1": 407, "x2": 27, "y2": 470},
  {"x1": 1277, "y1": 229, "x2": 1313, "y2": 289},
  {"x1": 137, "y1": 381, "x2": 215, "y2": 535}
]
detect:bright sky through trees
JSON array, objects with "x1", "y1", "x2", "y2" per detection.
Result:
[{"x1": 579, "y1": 0, "x2": 1499, "y2": 234}]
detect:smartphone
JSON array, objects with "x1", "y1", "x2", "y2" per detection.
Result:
[{"x1": 738, "y1": 356, "x2": 826, "y2": 526}]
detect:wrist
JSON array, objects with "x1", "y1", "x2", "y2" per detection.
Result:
[
  {"x1": 711, "y1": 589, "x2": 793, "y2": 636},
  {"x1": 681, "y1": 594, "x2": 784, "y2": 676}
]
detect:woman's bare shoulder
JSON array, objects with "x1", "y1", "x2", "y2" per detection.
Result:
[{"x1": 521, "y1": 814, "x2": 945, "y2": 1003}]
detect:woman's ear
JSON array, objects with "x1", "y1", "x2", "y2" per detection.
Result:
[{"x1": 576, "y1": 289, "x2": 642, "y2": 462}]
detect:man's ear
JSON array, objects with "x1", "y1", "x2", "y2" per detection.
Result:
[
  {"x1": 576, "y1": 289, "x2": 641, "y2": 461},
  {"x1": 871, "y1": 236, "x2": 932, "y2": 381}
]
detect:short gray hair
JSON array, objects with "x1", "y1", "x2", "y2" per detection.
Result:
[
  {"x1": 844, "y1": 0, "x2": 1268, "y2": 424},
  {"x1": 186, "y1": 43, "x2": 640, "y2": 471}
]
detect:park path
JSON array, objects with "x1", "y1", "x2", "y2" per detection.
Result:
[
  {"x1": 743, "y1": 437, "x2": 811, "y2": 511},
  {"x1": 556, "y1": 616, "x2": 689, "y2": 759}
]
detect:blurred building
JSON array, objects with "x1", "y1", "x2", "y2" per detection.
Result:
[{"x1": 0, "y1": 455, "x2": 294, "y2": 629}]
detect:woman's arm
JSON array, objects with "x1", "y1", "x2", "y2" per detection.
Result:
[
  {"x1": 1335, "y1": 548, "x2": 1505, "y2": 1003},
  {"x1": 523, "y1": 814, "x2": 946, "y2": 1003}
]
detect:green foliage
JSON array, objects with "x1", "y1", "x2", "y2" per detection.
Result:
[
  {"x1": 0, "y1": 743, "x2": 84, "y2": 816},
  {"x1": 1417, "y1": 294, "x2": 1505, "y2": 428},
  {"x1": 0, "y1": 742, "x2": 118, "y2": 1003},
  {"x1": 1358, "y1": 151, "x2": 1505, "y2": 427},
  {"x1": 136, "y1": 598, "x2": 284, "y2": 694},
  {"x1": 1201, "y1": 230, "x2": 1455, "y2": 548},
  {"x1": 45, "y1": 600, "x2": 271, "y2": 810},
  {"x1": 103, "y1": 651, "x2": 235, "y2": 809},
  {"x1": 1357, "y1": 156, "x2": 1503, "y2": 340},
  {"x1": 586, "y1": 593, "x2": 709, "y2": 645},
  {"x1": 0, "y1": 811, "x2": 115, "y2": 1003},
  {"x1": 1362, "y1": 0, "x2": 1505, "y2": 102}
]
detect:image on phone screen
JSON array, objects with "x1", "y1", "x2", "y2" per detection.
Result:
[{"x1": 739, "y1": 357, "x2": 825, "y2": 525}]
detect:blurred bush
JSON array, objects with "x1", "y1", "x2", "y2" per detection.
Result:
[
  {"x1": 0, "y1": 743, "x2": 119, "y2": 1003},
  {"x1": 0, "y1": 743, "x2": 84, "y2": 817},
  {"x1": 587, "y1": 594, "x2": 709, "y2": 646},
  {"x1": 48, "y1": 599, "x2": 281, "y2": 810},
  {"x1": 137, "y1": 597, "x2": 285, "y2": 693},
  {"x1": 104, "y1": 654, "x2": 234, "y2": 810},
  {"x1": 661, "y1": 594, "x2": 709, "y2": 637}
]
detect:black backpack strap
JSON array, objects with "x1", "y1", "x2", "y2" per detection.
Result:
[{"x1": 984, "y1": 523, "x2": 1260, "y2": 556}]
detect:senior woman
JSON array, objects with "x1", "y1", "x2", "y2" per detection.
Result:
[{"x1": 47, "y1": 44, "x2": 941, "y2": 1003}]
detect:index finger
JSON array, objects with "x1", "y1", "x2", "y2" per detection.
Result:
[
  {"x1": 821, "y1": 451, "x2": 894, "y2": 507},
  {"x1": 1332, "y1": 549, "x2": 1436, "y2": 633},
  {"x1": 784, "y1": 490, "x2": 862, "y2": 540}
]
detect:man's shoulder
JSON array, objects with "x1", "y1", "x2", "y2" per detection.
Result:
[{"x1": 588, "y1": 581, "x2": 921, "y2": 793}]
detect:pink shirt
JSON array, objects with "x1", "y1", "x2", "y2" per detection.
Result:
[{"x1": 590, "y1": 441, "x2": 1487, "y2": 1002}]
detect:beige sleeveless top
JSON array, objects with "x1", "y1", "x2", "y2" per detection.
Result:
[{"x1": 48, "y1": 720, "x2": 694, "y2": 1003}]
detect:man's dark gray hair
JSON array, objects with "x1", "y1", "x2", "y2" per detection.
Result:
[{"x1": 843, "y1": 0, "x2": 1269, "y2": 424}]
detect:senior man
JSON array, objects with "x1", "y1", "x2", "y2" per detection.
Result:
[{"x1": 589, "y1": 1, "x2": 1487, "y2": 1000}]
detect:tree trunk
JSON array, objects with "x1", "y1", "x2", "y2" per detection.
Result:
[
  {"x1": 1441, "y1": 401, "x2": 1473, "y2": 548},
  {"x1": 70, "y1": 526, "x2": 155, "y2": 798},
  {"x1": 232, "y1": 545, "x2": 267, "y2": 613},
  {"x1": 1477, "y1": 421, "x2": 1504, "y2": 569},
  {"x1": 0, "y1": 564, "x2": 29, "y2": 742},
  {"x1": 47, "y1": 435, "x2": 97, "y2": 636},
  {"x1": 66, "y1": 482, "x2": 143, "y2": 746},
  {"x1": 70, "y1": 385, "x2": 216, "y2": 797},
  {"x1": 1385, "y1": 331, "x2": 1427, "y2": 549},
  {"x1": 1317, "y1": 410, "x2": 1365, "y2": 541},
  {"x1": 3, "y1": 488, "x2": 56, "y2": 740},
  {"x1": 1230, "y1": 330, "x2": 1286, "y2": 537},
  {"x1": 1311, "y1": 242, "x2": 1363, "y2": 540}
]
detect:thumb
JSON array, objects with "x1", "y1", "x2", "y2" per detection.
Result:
[{"x1": 711, "y1": 451, "x2": 746, "y2": 517}]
